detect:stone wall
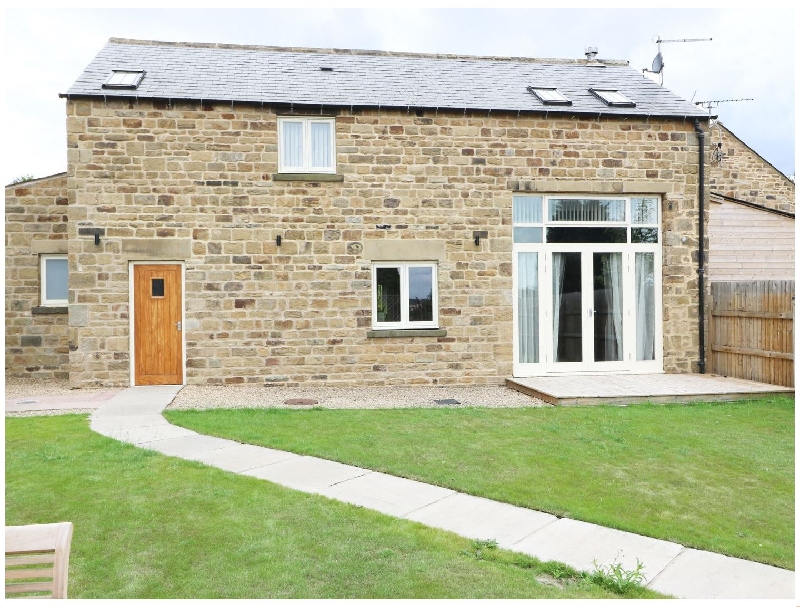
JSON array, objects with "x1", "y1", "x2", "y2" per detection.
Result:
[
  {"x1": 65, "y1": 98, "x2": 705, "y2": 387},
  {"x1": 5, "y1": 173, "x2": 70, "y2": 380},
  {"x1": 707, "y1": 122, "x2": 795, "y2": 213}
]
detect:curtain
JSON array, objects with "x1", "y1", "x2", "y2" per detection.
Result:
[
  {"x1": 636, "y1": 253, "x2": 656, "y2": 360},
  {"x1": 311, "y1": 122, "x2": 332, "y2": 169},
  {"x1": 603, "y1": 253, "x2": 623, "y2": 361},
  {"x1": 518, "y1": 253, "x2": 539, "y2": 363},
  {"x1": 552, "y1": 253, "x2": 566, "y2": 362},
  {"x1": 282, "y1": 121, "x2": 304, "y2": 168}
]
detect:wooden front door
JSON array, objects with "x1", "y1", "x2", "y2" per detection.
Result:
[{"x1": 133, "y1": 264, "x2": 183, "y2": 385}]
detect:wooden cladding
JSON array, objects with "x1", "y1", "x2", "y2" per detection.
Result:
[
  {"x1": 133, "y1": 264, "x2": 183, "y2": 385},
  {"x1": 710, "y1": 281, "x2": 794, "y2": 387}
]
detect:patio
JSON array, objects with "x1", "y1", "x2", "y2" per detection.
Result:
[{"x1": 506, "y1": 373, "x2": 794, "y2": 406}]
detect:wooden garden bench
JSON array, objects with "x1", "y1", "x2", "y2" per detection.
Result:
[{"x1": 5, "y1": 522, "x2": 73, "y2": 599}]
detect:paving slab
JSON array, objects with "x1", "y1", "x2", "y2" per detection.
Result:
[
  {"x1": 510, "y1": 517, "x2": 684, "y2": 585},
  {"x1": 405, "y1": 492, "x2": 557, "y2": 547},
  {"x1": 647, "y1": 547, "x2": 795, "y2": 599},
  {"x1": 97, "y1": 424, "x2": 198, "y2": 445},
  {"x1": 241, "y1": 456, "x2": 368, "y2": 493},
  {"x1": 184, "y1": 444, "x2": 299, "y2": 473},
  {"x1": 6, "y1": 390, "x2": 121, "y2": 413},
  {"x1": 319, "y1": 471, "x2": 455, "y2": 517},
  {"x1": 93, "y1": 386, "x2": 183, "y2": 416},
  {"x1": 140, "y1": 434, "x2": 238, "y2": 457},
  {"x1": 90, "y1": 414, "x2": 172, "y2": 432}
]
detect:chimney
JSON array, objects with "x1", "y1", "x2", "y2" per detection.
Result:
[{"x1": 585, "y1": 47, "x2": 598, "y2": 61}]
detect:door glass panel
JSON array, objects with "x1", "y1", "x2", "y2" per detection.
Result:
[
  {"x1": 546, "y1": 227, "x2": 627, "y2": 243},
  {"x1": 636, "y1": 253, "x2": 656, "y2": 360},
  {"x1": 593, "y1": 253, "x2": 623, "y2": 362},
  {"x1": 376, "y1": 267, "x2": 401, "y2": 323},
  {"x1": 548, "y1": 198, "x2": 626, "y2": 222},
  {"x1": 553, "y1": 252, "x2": 582, "y2": 363},
  {"x1": 151, "y1": 278, "x2": 165, "y2": 297},
  {"x1": 408, "y1": 266, "x2": 433, "y2": 322},
  {"x1": 518, "y1": 253, "x2": 539, "y2": 363}
]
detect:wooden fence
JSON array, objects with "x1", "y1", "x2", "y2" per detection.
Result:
[{"x1": 710, "y1": 281, "x2": 794, "y2": 387}]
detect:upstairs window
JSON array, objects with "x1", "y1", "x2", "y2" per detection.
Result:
[
  {"x1": 589, "y1": 89, "x2": 636, "y2": 107},
  {"x1": 103, "y1": 70, "x2": 145, "y2": 89},
  {"x1": 40, "y1": 255, "x2": 68, "y2": 306},
  {"x1": 278, "y1": 117, "x2": 336, "y2": 173}
]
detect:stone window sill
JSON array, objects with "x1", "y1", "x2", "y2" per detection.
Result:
[
  {"x1": 32, "y1": 306, "x2": 68, "y2": 315},
  {"x1": 367, "y1": 329, "x2": 447, "y2": 338},
  {"x1": 272, "y1": 173, "x2": 344, "y2": 182}
]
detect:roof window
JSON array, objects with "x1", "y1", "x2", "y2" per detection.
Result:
[
  {"x1": 102, "y1": 70, "x2": 145, "y2": 89},
  {"x1": 527, "y1": 87, "x2": 572, "y2": 106},
  {"x1": 589, "y1": 88, "x2": 635, "y2": 107}
]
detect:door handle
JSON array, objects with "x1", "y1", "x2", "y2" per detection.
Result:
[{"x1": 175, "y1": 321, "x2": 182, "y2": 331}]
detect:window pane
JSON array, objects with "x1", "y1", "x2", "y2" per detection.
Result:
[
  {"x1": 513, "y1": 227, "x2": 543, "y2": 243},
  {"x1": 408, "y1": 266, "x2": 433, "y2": 322},
  {"x1": 152, "y1": 278, "x2": 165, "y2": 297},
  {"x1": 548, "y1": 198, "x2": 626, "y2": 222},
  {"x1": 512, "y1": 196, "x2": 543, "y2": 224},
  {"x1": 594, "y1": 252, "x2": 623, "y2": 362},
  {"x1": 45, "y1": 258, "x2": 68, "y2": 301},
  {"x1": 635, "y1": 253, "x2": 656, "y2": 361},
  {"x1": 376, "y1": 267, "x2": 401, "y2": 323},
  {"x1": 282, "y1": 121, "x2": 304, "y2": 168},
  {"x1": 310, "y1": 122, "x2": 332, "y2": 169},
  {"x1": 631, "y1": 198, "x2": 658, "y2": 224},
  {"x1": 518, "y1": 252, "x2": 539, "y2": 363},
  {"x1": 546, "y1": 227, "x2": 627, "y2": 243},
  {"x1": 631, "y1": 227, "x2": 659, "y2": 243}
]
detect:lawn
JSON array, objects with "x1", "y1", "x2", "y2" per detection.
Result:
[
  {"x1": 165, "y1": 396, "x2": 795, "y2": 570},
  {"x1": 5, "y1": 415, "x2": 658, "y2": 599}
]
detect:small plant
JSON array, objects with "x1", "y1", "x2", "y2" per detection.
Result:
[
  {"x1": 10, "y1": 174, "x2": 36, "y2": 184},
  {"x1": 462, "y1": 538, "x2": 498, "y2": 560},
  {"x1": 588, "y1": 553, "x2": 646, "y2": 594}
]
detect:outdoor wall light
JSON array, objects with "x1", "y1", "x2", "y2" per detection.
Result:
[
  {"x1": 276, "y1": 235, "x2": 282, "y2": 247},
  {"x1": 94, "y1": 233, "x2": 101, "y2": 246},
  {"x1": 473, "y1": 230, "x2": 488, "y2": 246}
]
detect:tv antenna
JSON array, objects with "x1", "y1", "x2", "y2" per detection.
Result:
[
  {"x1": 643, "y1": 35, "x2": 712, "y2": 85},
  {"x1": 693, "y1": 98, "x2": 754, "y2": 163}
]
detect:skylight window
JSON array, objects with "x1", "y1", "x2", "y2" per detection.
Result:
[
  {"x1": 103, "y1": 70, "x2": 145, "y2": 89},
  {"x1": 589, "y1": 88, "x2": 636, "y2": 107},
  {"x1": 527, "y1": 87, "x2": 572, "y2": 106}
]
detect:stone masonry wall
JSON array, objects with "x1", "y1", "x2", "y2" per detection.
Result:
[
  {"x1": 5, "y1": 173, "x2": 70, "y2": 380},
  {"x1": 66, "y1": 98, "x2": 705, "y2": 387},
  {"x1": 707, "y1": 122, "x2": 795, "y2": 213}
]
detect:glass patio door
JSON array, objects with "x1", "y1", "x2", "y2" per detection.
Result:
[{"x1": 548, "y1": 249, "x2": 627, "y2": 372}]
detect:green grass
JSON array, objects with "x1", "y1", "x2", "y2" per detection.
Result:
[
  {"x1": 165, "y1": 396, "x2": 795, "y2": 570},
  {"x1": 5, "y1": 415, "x2": 660, "y2": 599}
]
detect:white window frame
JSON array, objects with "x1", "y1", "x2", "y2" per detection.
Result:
[
  {"x1": 278, "y1": 116, "x2": 336, "y2": 174},
  {"x1": 372, "y1": 262, "x2": 439, "y2": 330},
  {"x1": 40, "y1": 254, "x2": 68, "y2": 306}
]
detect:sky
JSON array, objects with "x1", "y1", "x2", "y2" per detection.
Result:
[{"x1": 2, "y1": 7, "x2": 795, "y2": 185}]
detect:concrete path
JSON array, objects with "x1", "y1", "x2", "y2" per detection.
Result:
[
  {"x1": 6, "y1": 389, "x2": 121, "y2": 414},
  {"x1": 88, "y1": 386, "x2": 794, "y2": 600}
]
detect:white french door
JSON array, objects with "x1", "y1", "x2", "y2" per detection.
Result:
[{"x1": 513, "y1": 244, "x2": 662, "y2": 376}]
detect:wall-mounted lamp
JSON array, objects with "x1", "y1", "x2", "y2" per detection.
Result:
[
  {"x1": 472, "y1": 230, "x2": 488, "y2": 247},
  {"x1": 94, "y1": 233, "x2": 101, "y2": 246},
  {"x1": 276, "y1": 235, "x2": 282, "y2": 247}
]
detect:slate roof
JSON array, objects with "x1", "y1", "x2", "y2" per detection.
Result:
[{"x1": 62, "y1": 38, "x2": 708, "y2": 119}]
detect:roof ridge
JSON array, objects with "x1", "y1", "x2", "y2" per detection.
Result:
[{"x1": 106, "y1": 37, "x2": 630, "y2": 67}]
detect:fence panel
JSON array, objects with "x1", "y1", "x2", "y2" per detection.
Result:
[{"x1": 710, "y1": 281, "x2": 794, "y2": 387}]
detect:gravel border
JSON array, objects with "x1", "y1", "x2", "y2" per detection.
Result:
[
  {"x1": 168, "y1": 384, "x2": 547, "y2": 411},
  {"x1": 5, "y1": 378, "x2": 114, "y2": 399}
]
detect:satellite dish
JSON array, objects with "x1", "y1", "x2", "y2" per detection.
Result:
[{"x1": 651, "y1": 52, "x2": 664, "y2": 74}]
